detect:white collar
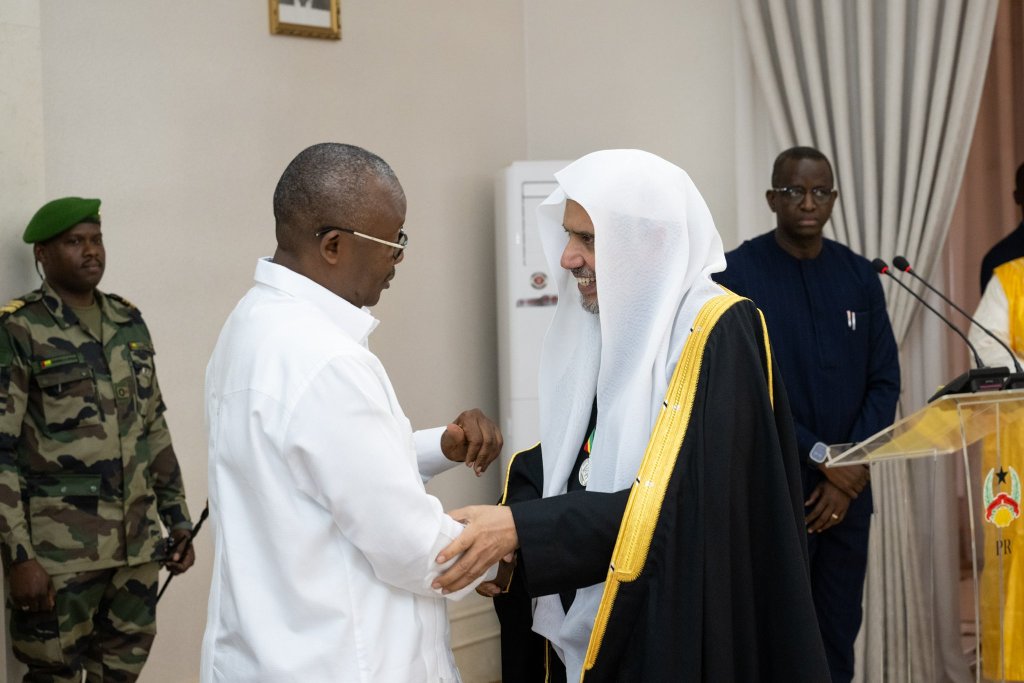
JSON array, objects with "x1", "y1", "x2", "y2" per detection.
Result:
[{"x1": 253, "y1": 257, "x2": 380, "y2": 344}]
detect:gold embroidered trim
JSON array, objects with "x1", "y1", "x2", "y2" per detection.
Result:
[
  {"x1": 581, "y1": 293, "x2": 746, "y2": 677},
  {"x1": 499, "y1": 442, "x2": 540, "y2": 505},
  {"x1": 0, "y1": 299, "x2": 26, "y2": 317},
  {"x1": 757, "y1": 307, "x2": 774, "y2": 409}
]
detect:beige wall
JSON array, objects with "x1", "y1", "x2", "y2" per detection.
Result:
[
  {"x1": 0, "y1": 0, "x2": 43, "y2": 295},
  {"x1": 3, "y1": 1, "x2": 739, "y2": 680},
  {"x1": 0, "y1": 1, "x2": 45, "y2": 679},
  {"x1": 523, "y1": 0, "x2": 739, "y2": 240}
]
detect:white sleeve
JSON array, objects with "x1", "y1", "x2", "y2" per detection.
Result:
[
  {"x1": 970, "y1": 277, "x2": 1020, "y2": 369},
  {"x1": 414, "y1": 426, "x2": 460, "y2": 481},
  {"x1": 280, "y1": 356, "x2": 489, "y2": 599}
]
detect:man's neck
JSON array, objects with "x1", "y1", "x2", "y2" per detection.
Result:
[
  {"x1": 270, "y1": 249, "x2": 361, "y2": 308},
  {"x1": 773, "y1": 229, "x2": 823, "y2": 260},
  {"x1": 47, "y1": 281, "x2": 96, "y2": 308}
]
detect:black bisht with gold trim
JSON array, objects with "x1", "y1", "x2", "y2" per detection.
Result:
[{"x1": 497, "y1": 295, "x2": 830, "y2": 682}]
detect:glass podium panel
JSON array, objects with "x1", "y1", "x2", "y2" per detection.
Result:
[
  {"x1": 825, "y1": 389, "x2": 1024, "y2": 466},
  {"x1": 820, "y1": 390, "x2": 1024, "y2": 682}
]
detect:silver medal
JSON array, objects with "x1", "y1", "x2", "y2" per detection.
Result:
[{"x1": 578, "y1": 458, "x2": 591, "y2": 487}]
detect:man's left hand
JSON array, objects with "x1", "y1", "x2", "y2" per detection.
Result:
[
  {"x1": 818, "y1": 462, "x2": 870, "y2": 500},
  {"x1": 476, "y1": 555, "x2": 516, "y2": 598},
  {"x1": 164, "y1": 529, "x2": 195, "y2": 575},
  {"x1": 440, "y1": 409, "x2": 503, "y2": 476}
]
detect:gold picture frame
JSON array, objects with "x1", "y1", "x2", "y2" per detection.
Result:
[{"x1": 269, "y1": 0, "x2": 341, "y2": 40}]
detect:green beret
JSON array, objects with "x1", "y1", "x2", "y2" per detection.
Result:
[{"x1": 23, "y1": 197, "x2": 102, "y2": 244}]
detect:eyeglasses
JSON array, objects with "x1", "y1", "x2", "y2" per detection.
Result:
[
  {"x1": 771, "y1": 186, "x2": 835, "y2": 205},
  {"x1": 314, "y1": 226, "x2": 408, "y2": 260}
]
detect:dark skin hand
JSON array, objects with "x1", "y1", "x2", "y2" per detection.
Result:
[
  {"x1": 818, "y1": 462, "x2": 870, "y2": 500},
  {"x1": 9, "y1": 558, "x2": 55, "y2": 612},
  {"x1": 805, "y1": 480, "x2": 852, "y2": 533},
  {"x1": 164, "y1": 528, "x2": 196, "y2": 575},
  {"x1": 9, "y1": 530, "x2": 196, "y2": 611},
  {"x1": 440, "y1": 409, "x2": 504, "y2": 476},
  {"x1": 475, "y1": 554, "x2": 516, "y2": 598}
]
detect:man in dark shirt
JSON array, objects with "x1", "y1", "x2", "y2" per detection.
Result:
[
  {"x1": 980, "y1": 162, "x2": 1024, "y2": 294},
  {"x1": 714, "y1": 146, "x2": 901, "y2": 683}
]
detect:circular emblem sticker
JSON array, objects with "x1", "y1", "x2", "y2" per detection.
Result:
[
  {"x1": 530, "y1": 272, "x2": 548, "y2": 290},
  {"x1": 578, "y1": 459, "x2": 591, "y2": 487}
]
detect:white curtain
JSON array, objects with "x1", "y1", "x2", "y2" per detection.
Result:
[{"x1": 735, "y1": 1, "x2": 998, "y2": 681}]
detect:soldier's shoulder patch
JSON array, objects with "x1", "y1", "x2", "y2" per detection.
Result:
[
  {"x1": 0, "y1": 299, "x2": 26, "y2": 320},
  {"x1": 107, "y1": 293, "x2": 137, "y2": 309},
  {"x1": 2, "y1": 291, "x2": 45, "y2": 324}
]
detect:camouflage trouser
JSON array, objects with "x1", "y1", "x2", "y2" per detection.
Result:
[{"x1": 8, "y1": 562, "x2": 158, "y2": 683}]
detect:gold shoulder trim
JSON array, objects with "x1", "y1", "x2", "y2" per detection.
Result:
[
  {"x1": 106, "y1": 293, "x2": 136, "y2": 309},
  {"x1": 0, "y1": 299, "x2": 27, "y2": 318},
  {"x1": 499, "y1": 442, "x2": 541, "y2": 505},
  {"x1": 757, "y1": 307, "x2": 774, "y2": 410},
  {"x1": 582, "y1": 293, "x2": 745, "y2": 677}
]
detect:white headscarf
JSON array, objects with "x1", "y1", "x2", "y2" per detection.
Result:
[{"x1": 531, "y1": 149, "x2": 727, "y2": 678}]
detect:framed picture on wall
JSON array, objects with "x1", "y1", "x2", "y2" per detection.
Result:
[{"x1": 269, "y1": 0, "x2": 340, "y2": 40}]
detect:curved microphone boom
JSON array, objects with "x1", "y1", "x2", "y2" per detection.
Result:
[
  {"x1": 873, "y1": 259, "x2": 985, "y2": 368},
  {"x1": 872, "y1": 259, "x2": 1008, "y2": 401},
  {"x1": 892, "y1": 255, "x2": 1024, "y2": 374}
]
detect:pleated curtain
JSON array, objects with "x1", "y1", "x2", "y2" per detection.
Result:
[{"x1": 736, "y1": 1, "x2": 998, "y2": 681}]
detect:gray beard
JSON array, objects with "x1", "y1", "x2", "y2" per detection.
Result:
[{"x1": 582, "y1": 299, "x2": 599, "y2": 315}]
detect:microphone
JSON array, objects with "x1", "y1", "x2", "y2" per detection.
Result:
[
  {"x1": 892, "y1": 255, "x2": 1024, "y2": 375},
  {"x1": 872, "y1": 259, "x2": 1008, "y2": 401}
]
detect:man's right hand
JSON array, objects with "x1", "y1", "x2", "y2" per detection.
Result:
[
  {"x1": 805, "y1": 480, "x2": 852, "y2": 533},
  {"x1": 440, "y1": 409, "x2": 504, "y2": 476},
  {"x1": 433, "y1": 505, "x2": 518, "y2": 594},
  {"x1": 9, "y1": 559, "x2": 55, "y2": 612}
]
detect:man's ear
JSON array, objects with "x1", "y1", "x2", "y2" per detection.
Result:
[
  {"x1": 33, "y1": 244, "x2": 47, "y2": 268},
  {"x1": 765, "y1": 190, "x2": 778, "y2": 213},
  {"x1": 319, "y1": 231, "x2": 342, "y2": 265}
]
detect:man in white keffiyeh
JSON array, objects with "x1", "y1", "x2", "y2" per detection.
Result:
[{"x1": 436, "y1": 150, "x2": 828, "y2": 682}]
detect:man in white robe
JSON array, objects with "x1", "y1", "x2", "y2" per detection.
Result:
[{"x1": 201, "y1": 143, "x2": 499, "y2": 683}]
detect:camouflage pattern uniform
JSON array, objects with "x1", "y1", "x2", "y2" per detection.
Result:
[{"x1": 0, "y1": 281, "x2": 192, "y2": 682}]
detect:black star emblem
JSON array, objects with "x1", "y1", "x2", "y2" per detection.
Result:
[{"x1": 996, "y1": 467, "x2": 1009, "y2": 485}]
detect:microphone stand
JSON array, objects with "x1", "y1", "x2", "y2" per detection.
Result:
[
  {"x1": 872, "y1": 259, "x2": 1008, "y2": 401},
  {"x1": 893, "y1": 255, "x2": 1024, "y2": 389}
]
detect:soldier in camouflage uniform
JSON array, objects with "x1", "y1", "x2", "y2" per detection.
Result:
[{"x1": 0, "y1": 197, "x2": 195, "y2": 682}]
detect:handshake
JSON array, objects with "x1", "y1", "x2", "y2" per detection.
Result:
[
  {"x1": 434, "y1": 505, "x2": 519, "y2": 596},
  {"x1": 435, "y1": 408, "x2": 518, "y2": 595}
]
